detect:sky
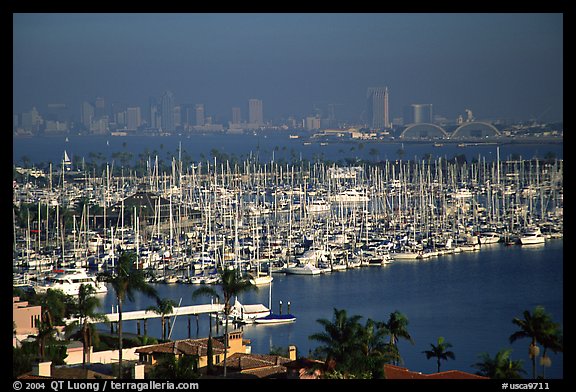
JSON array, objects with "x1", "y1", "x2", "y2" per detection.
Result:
[{"x1": 13, "y1": 13, "x2": 563, "y2": 124}]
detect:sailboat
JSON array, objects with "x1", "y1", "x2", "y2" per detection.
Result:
[
  {"x1": 249, "y1": 260, "x2": 274, "y2": 285},
  {"x1": 63, "y1": 150, "x2": 72, "y2": 171},
  {"x1": 254, "y1": 279, "x2": 296, "y2": 324}
]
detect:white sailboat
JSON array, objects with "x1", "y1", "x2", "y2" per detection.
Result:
[{"x1": 254, "y1": 279, "x2": 296, "y2": 325}]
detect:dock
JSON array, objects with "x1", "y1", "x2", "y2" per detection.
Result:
[{"x1": 65, "y1": 303, "x2": 224, "y2": 325}]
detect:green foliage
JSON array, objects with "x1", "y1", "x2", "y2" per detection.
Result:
[
  {"x1": 309, "y1": 308, "x2": 404, "y2": 379},
  {"x1": 148, "y1": 355, "x2": 200, "y2": 379},
  {"x1": 473, "y1": 348, "x2": 526, "y2": 379},
  {"x1": 422, "y1": 336, "x2": 456, "y2": 372},
  {"x1": 509, "y1": 305, "x2": 563, "y2": 379}
]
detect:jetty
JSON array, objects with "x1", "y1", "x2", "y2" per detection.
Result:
[{"x1": 64, "y1": 303, "x2": 224, "y2": 325}]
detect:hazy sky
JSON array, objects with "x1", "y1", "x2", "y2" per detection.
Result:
[{"x1": 13, "y1": 13, "x2": 563, "y2": 123}]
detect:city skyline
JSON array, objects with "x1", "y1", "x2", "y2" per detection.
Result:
[{"x1": 13, "y1": 13, "x2": 563, "y2": 124}]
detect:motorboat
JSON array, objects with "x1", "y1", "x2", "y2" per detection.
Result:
[
  {"x1": 253, "y1": 313, "x2": 296, "y2": 324},
  {"x1": 519, "y1": 227, "x2": 546, "y2": 245},
  {"x1": 34, "y1": 268, "x2": 108, "y2": 296},
  {"x1": 478, "y1": 232, "x2": 502, "y2": 244},
  {"x1": 229, "y1": 298, "x2": 271, "y2": 324},
  {"x1": 284, "y1": 262, "x2": 323, "y2": 275}
]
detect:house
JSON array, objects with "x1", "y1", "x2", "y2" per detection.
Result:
[
  {"x1": 18, "y1": 361, "x2": 116, "y2": 379},
  {"x1": 13, "y1": 296, "x2": 41, "y2": 345},
  {"x1": 213, "y1": 346, "x2": 297, "y2": 378},
  {"x1": 383, "y1": 364, "x2": 489, "y2": 379},
  {"x1": 284, "y1": 357, "x2": 326, "y2": 379},
  {"x1": 135, "y1": 331, "x2": 249, "y2": 369}
]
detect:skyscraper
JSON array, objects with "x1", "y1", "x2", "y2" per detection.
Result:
[
  {"x1": 232, "y1": 107, "x2": 241, "y2": 124},
  {"x1": 195, "y1": 104, "x2": 205, "y2": 126},
  {"x1": 160, "y1": 91, "x2": 175, "y2": 132},
  {"x1": 404, "y1": 104, "x2": 433, "y2": 124},
  {"x1": 81, "y1": 101, "x2": 94, "y2": 130},
  {"x1": 367, "y1": 87, "x2": 390, "y2": 129},
  {"x1": 126, "y1": 107, "x2": 141, "y2": 130},
  {"x1": 248, "y1": 99, "x2": 263, "y2": 126}
]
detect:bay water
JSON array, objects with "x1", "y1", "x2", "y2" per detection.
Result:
[{"x1": 97, "y1": 240, "x2": 563, "y2": 378}]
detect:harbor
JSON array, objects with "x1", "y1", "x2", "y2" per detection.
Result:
[{"x1": 12, "y1": 141, "x2": 564, "y2": 377}]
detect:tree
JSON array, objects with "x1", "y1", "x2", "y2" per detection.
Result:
[
  {"x1": 147, "y1": 297, "x2": 177, "y2": 341},
  {"x1": 422, "y1": 336, "x2": 455, "y2": 373},
  {"x1": 191, "y1": 268, "x2": 256, "y2": 377},
  {"x1": 149, "y1": 354, "x2": 200, "y2": 379},
  {"x1": 536, "y1": 323, "x2": 563, "y2": 378},
  {"x1": 509, "y1": 306, "x2": 559, "y2": 379},
  {"x1": 472, "y1": 349, "x2": 526, "y2": 379},
  {"x1": 71, "y1": 284, "x2": 108, "y2": 367},
  {"x1": 382, "y1": 310, "x2": 414, "y2": 365},
  {"x1": 99, "y1": 251, "x2": 158, "y2": 378},
  {"x1": 357, "y1": 318, "x2": 400, "y2": 378},
  {"x1": 308, "y1": 308, "x2": 363, "y2": 373},
  {"x1": 35, "y1": 289, "x2": 74, "y2": 360}
]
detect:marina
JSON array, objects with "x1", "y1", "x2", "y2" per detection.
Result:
[{"x1": 12, "y1": 138, "x2": 563, "y2": 377}]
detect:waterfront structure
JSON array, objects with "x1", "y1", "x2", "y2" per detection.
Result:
[
  {"x1": 400, "y1": 123, "x2": 448, "y2": 139},
  {"x1": 248, "y1": 99, "x2": 264, "y2": 127},
  {"x1": 452, "y1": 121, "x2": 501, "y2": 138},
  {"x1": 367, "y1": 87, "x2": 390, "y2": 129},
  {"x1": 160, "y1": 91, "x2": 175, "y2": 132}
]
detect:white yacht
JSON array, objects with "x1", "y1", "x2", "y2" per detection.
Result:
[
  {"x1": 284, "y1": 262, "x2": 323, "y2": 275},
  {"x1": 519, "y1": 227, "x2": 546, "y2": 245},
  {"x1": 329, "y1": 188, "x2": 369, "y2": 202},
  {"x1": 34, "y1": 268, "x2": 108, "y2": 296},
  {"x1": 478, "y1": 232, "x2": 501, "y2": 244},
  {"x1": 306, "y1": 200, "x2": 331, "y2": 213}
]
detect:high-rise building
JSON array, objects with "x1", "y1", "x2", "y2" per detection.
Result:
[
  {"x1": 160, "y1": 91, "x2": 175, "y2": 132},
  {"x1": 367, "y1": 87, "x2": 390, "y2": 129},
  {"x1": 413, "y1": 104, "x2": 433, "y2": 123},
  {"x1": 94, "y1": 97, "x2": 106, "y2": 118},
  {"x1": 127, "y1": 107, "x2": 141, "y2": 130},
  {"x1": 404, "y1": 104, "x2": 433, "y2": 124},
  {"x1": 248, "y1": 99, "x2": 263, "y2": 126},
  {"x1": 232, "y1": 107, "x2": 241, "y2": 124},
  {"x1": 195, "y1": 104, "x2": 205, "y2": 126},
  {"x1": 81, "y1": 101, "x2": 94, "y2": 130}
]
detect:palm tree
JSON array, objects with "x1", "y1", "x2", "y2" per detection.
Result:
[
  {"x1": 99, "y1": 251, "x2": 158, "y2": 378},
  {"x1": 357, "y1": 318, "x2": 400, "y2": 378},
  {"x1": 308, "y1": 308, "x2": 363, "y2": 372},
  {"x1": 509, "y1": 306, "x2": 557, "y2": 379},
  {"x1": 382, "y1": 310, "x2": 414, "y2": 365},
  {"x1": 537, "y1": 326, "x2": 563, "y2": 378},
  {"x1": 35, "y1": 289, "x2": 73, "y2": 360},
  {"x1": 149, "y1": 354, "x2": 199, "y2": 379},
  {"x1": 422, "y1": 336, "x2": 455, "y2": 373},
  {"x1": 191, "y1": 268, "x2": 256, "y2": 377},
  {"x1": 147, "y1": 297, "x2": 177, "y2": 341},
  {"x1": 72, "y1": 284, "x2": 108, "y2": 367},
  {"x1": 472, "y1": 349, "x2": 526, "y2": 379}
]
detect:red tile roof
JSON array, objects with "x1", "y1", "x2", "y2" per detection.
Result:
[
  {"x1": 384, "y1": 364, "x2": 489, "y2": 380},
  {"x1": 135, "y1": 338, "x2": 226, "y2": 357}
]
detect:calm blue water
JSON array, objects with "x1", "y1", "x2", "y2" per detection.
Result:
[
  {"x1": 97, "y1": 240, "x2": 563, "y2": 378},
  {"x1": 13, "y1": 134, "x2": 563, "y2": 166}
]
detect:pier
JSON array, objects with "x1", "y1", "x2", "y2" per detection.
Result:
[{"x1": 65, "y1": 303, "x2": 224, "y2": 325}]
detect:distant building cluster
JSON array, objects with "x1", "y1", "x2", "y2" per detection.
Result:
[{"x1": 13, "y1": 89, "x2": 563, "y2": 139}]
